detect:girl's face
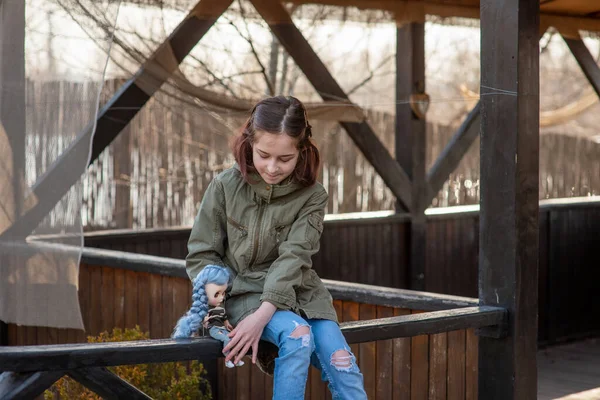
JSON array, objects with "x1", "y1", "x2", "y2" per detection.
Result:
[
  {"x1": 252, "y1": 131, "x2": 299, "y2": 185},
  {"x1": 205, "y1": 283, "x2": 228, "y2": 307}
]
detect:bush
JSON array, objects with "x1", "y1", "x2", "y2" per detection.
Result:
[{"x1": 44, "y1": 326, "x2": 211, "y2": 400}]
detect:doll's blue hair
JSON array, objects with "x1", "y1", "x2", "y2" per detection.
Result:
[{"x1": 172, "y1": 265, "x2": 230, "y2": 338}]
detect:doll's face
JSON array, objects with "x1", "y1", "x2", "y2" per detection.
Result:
[{"x1": 205, "y1": 283, "x2": 227, "y2": 307}]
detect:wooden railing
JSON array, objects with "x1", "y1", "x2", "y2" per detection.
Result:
[
  {"x1": 76, "y1": 197, "x2": 600, "y2": 344},
  {"x1": 1, "y1": 246, "x2": 507, "y2": 400}
]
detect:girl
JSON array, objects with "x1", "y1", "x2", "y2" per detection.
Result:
[{"x1": 185, "y1": 96, "x2": 367, "y2": 399}]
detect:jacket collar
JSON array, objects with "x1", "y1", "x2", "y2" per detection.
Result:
[{"x1": 234, "y1": 164, "x2": 303, "y2": 203}]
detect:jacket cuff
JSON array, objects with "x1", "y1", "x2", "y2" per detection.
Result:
[{"x1": 260, "y1": 290, "x2": 296, "y2": 310}]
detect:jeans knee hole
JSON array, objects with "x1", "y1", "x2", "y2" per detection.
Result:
[
  {"x1": 288, "y1": 323, "x2": 311, "y2": 348},
  {"x1": 330, "y1": 349, "x2": 354, "y2": 372}
]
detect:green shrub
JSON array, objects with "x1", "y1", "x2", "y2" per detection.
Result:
[{"x1": 44, "y1": 326, "x2": 211, "y2": 400}]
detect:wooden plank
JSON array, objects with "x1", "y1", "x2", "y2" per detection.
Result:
[
  {"x1": 446, "y1": 330, "x2": 466, "y2": 400},
  {"x1": 465, "y1": 329, "x2": 478, "y2": 400},
  {"x1": 137, "y1": 271, "x2": 151, "y2": 334},
  {"x1": 114, "y1": 267, "x2": 126, "y2": 330},
  {"x1": 149, "y1": 273, "x2": 163, "y2": 339},
  {"x1": 392, "y1": 308, "x2": 411, "y2": 400},
  {"x1": 69, "y1": 367, "x2": 152, "y2": 399},
  {"x1": 410, "y1": 311, "x2": 429, "y2": 400},
  {"x1": 0, "y1": 371, "x2": 64, "y2": 400},
  {"x1": 342, "y1": 301, "x2": 361, "y2": 383},
  {"x1": 161, "y1": 275, "x2": 174, "y2": 338},
  {"x1": 0, "y1": 0, "x2": 234, "y2": 240},
  {"x1": 101, "y1": 266, "x2": 115, "y2": 331},
  {"x1": 250, "y1": 0, "x2": 413, "y2": 211},
  {"x1": 359, "y1": 304, "x2": 377, "y2": 399},
  {"x1": 425, "y1": 102, "x2": 481, "y2": 207},
  {"x1": 479, "y1": 0, "x2": 540, "y2": 398},
  {"x1": 235, "y1": 361, "x2": 250, "y2": 400},
  {"x1": 376, "y1": 306, "x2": 394, "y2": 399},
  {"x1": 125, "y1": 270, "x2": 139, "y2": 330},
  {"x1": 428, "y1": 332, "x2": 447, "y2": 400},
  {"x1": 88, "y1": 265, "x2": 103, "y2": 336}
]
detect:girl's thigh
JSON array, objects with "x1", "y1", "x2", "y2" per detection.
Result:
[{"x1": 261, "y1": 310, "x2": 311, "y2": 346}]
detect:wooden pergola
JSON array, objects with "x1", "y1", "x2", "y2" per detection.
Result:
[{"x1": 2, "y1": 0, "x2": 600, "y2": 398}]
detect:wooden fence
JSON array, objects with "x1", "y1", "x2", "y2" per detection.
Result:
[
  {"x1": 23, "y1": 80, "x2": 600, "y2": 232},
  {"x1": 6, "y1": 251, "x2": 485, "y2": 400},
  {"x1": 79, "y1": 198, "x2": 600, "y2": 345}
]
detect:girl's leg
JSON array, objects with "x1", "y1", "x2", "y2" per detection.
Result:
[
  {"x1": 308, "y1": 319, "x2": 367, "y2": 400},
  {"x1": 260, "y1": 311, "x2": 314, "y2": 400}
]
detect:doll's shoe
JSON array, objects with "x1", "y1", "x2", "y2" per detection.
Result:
[
  {"x1": 225, "y1": 360, "x2": 235, "y2": 368},
  {"x1": 236, "y1": 360, "x2": 245, "y2": 367}
]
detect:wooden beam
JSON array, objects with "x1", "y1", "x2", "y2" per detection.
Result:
[
  {"x1": 0, "y1": 0, "x2": 232, "y2": 241},
  {"x1": 342, "y1": 306, "x2": 506, "y2": 344},
  {"x1": 396, "y1": 23, "x2": 427, "y2": 289},
  {"x1": 0, "y1": 371, "x2": 64, "y2": 400},
  {"x1": 0, "y1": 306, "x2": 505, "y2": 373},
  {"x1": 425, "y1": 101, "x2": 481, "y2": 207},
  {"x1": 287, "y1": 0, "x2": 600, "y2": 33},
  {"x1": 562, "y1": 33, "x2": 600, "y2": 98},
  {"x1": 479, "y1": 0, "x2": 540, "y2": 398},
  {"x1": 249, "y1": 0, "x2": 413, "y2": 211},
  {"x1": 68, "y1": 367, "x2": 152, "y2": 399}
]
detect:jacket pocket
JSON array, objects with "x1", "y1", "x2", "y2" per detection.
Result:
[
  {"x1": 305, "y1": 213, "x2": 324, "y2": 247},
  {"x1": 264, "y1": 223, "x2": 293, "y2": 261}
]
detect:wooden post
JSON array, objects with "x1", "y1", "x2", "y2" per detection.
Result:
[
  {"x1": 396, "y1": 22, "x2": 426, "y2": 290},
  {"x1": 479, "y1": 0, "x2": 539, "y2": 399},
  {"x1": 0, "y1": 0, "x2": 26, "y2": 346}
]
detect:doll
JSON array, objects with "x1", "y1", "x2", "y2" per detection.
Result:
[{"x1": 172, "y1": 265, "x2": 244, "y2": 368}]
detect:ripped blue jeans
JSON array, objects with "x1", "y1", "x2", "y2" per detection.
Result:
[{"x1": 260, "y1": 310, "x2": 367, "y2": 400}]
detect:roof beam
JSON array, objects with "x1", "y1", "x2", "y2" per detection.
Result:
[
  {"x1": 0, "y1": 0, "x2": 232, "y2": 240},
  {"x1": 288, "y1": 0, "x2": 600, "y2": 33},
  {"x1": 250, "y1": 0, "x2": 413, "y2": 210}
]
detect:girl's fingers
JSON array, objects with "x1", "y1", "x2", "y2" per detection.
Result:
[
  {"x1": 235, "y1": 341, "x2": 253, "y2": 365},
  {"x1": 251, "y1": 341, "x2": 258, "y2": 364},
  {"x1": 223, "y1": 333, "x2": 240, "y2": 354},
  {"x1": 227, "y1": 327, "x2": 238, "y2": 338}
]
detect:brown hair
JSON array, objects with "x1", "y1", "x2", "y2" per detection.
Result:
[{"x1": 230, "y1": 95, "x2": 320, "y2": 186}]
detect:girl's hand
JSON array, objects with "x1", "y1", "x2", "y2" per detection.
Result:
[{"x1": 223, "y1": 302, "x2": 276, "y2": 365}]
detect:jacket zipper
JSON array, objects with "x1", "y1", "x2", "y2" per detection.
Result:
[{"x1": 248, "y1": 201, "x2": 265, "y2": 267}]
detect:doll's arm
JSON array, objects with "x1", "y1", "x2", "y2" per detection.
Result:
[{"x1": 224, "y1": 319, "x2": 233, "y2": 331}]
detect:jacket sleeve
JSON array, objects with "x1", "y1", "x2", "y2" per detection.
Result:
[
  {"x1": 186, "y1": 178, "x2": 228, "y2": 280},
  {"x1": 260, "y1": 187, "x2": 328, "y2": 310}
]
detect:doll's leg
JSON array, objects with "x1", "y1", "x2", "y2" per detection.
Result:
[
  {"x1": 209, "y1": 326, "x2": 244, "y2": 368},
  {"x1": 308, "y1": 319, "x2": 367, "y2": 400}
]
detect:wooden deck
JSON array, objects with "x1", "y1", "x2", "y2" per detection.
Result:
[{"x1": 539, "y1": 338, "x2": 600, "y2": 399}]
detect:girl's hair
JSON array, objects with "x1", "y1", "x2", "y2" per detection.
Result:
[
  {"x1": 172, "y1": 265, "x2": 230, "y2": 338},
  {"x1": 230, "y1": 95, "x2": 320, "y2": 186}
]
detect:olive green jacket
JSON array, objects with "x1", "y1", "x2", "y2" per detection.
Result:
[{"x1": 186, "y1": 165, "x2": 337, "y2": 326}]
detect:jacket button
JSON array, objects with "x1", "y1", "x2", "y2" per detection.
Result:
[{"x1": 266, "y1": 185, "x2": 271, "y2": 190}]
